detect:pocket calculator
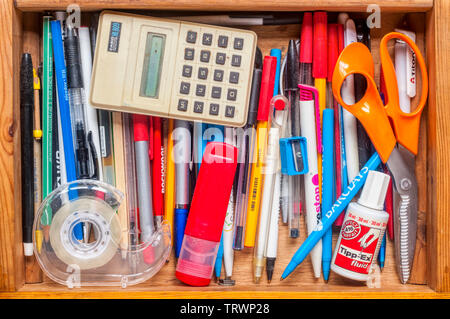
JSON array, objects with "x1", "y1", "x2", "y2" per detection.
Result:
[{"x1": 90, "y1": 11, "x2": 257, "y2": 127}]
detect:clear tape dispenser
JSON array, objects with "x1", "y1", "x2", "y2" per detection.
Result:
[{"x1": 33, "y1": 179, "x2": 171, "y2": 288}]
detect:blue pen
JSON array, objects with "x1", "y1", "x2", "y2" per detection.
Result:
[
  {"x1": 378, "y1": 233, "x2": 386, "y2": 270},
  {"x1": 174, "y1": 120, "x2": 191, "y2": 258},
  {"x1": 281, "y1": 152, "x2": 381, "y2": 280},
  {"x1": 51, "y1": 21, "x2": 82, "y2": 240},
  {"x1": 321, "y1": 107, "x2": 334, "y2": 282},
  {"x1": 270, "y1": 49, "x2": 282, "y2": 96}
]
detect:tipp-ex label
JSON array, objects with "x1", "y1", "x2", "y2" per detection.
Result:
[
  {"x1": 334, "y1": 211, "x2": 386, "y2": 274},
  {"x1": 107, "y1": 21, "x2": 122, "y2": 52}
]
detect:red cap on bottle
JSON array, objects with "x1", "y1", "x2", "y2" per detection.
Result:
[
  {"x1": 133, "y1": 114, "x2": 149, "y2": 142},
  {"x1": 300, "y1": 12, "x2": 313, "y2": 63},
  {"x1": 312, "y1": 11, "x2": 328, "y2": 79},
  {"x1": 256, "y1": 56, "x2": 277, "y2": 121},
  {"x1": 176, "y1": 142, "x2": 238, "y2": 286},
  {"x1": 327, "y1": 24, "x2": 339, "y2": 82}
]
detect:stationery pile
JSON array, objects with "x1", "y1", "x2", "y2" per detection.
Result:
[{"x1": 21, "y1": 10, "x2": 427, "y2": 288}]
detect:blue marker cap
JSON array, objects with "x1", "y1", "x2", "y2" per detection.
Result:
[{"x1": 270, "y1": 48, "x2": 282, "y2": 96}]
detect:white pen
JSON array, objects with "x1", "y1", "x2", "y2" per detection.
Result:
[
  {"x1": 253, "y1": 95, "x2": 288, "y2": 283},
  {"x1": 219, "y1": 127, "x2": 236, "y2": 286},
  {"x1": 339, "y1": 14, "x2": 360, "y2": 184}
]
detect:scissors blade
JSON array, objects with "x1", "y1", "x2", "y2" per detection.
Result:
[{"x1": 386, "y1": 145, "x2": 418, "y2": 284}]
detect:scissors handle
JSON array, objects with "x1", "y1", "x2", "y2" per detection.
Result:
[
  {"x1": 331, "y1": 42, "x2": 396, "y2": 163},
  {"x1": 380, "y1": 32, "x2": 428, "y2": 156}
]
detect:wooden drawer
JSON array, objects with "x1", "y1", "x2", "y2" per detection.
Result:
[{"x1": 1, "y1": 0, "x2": 449, "y2": 298}]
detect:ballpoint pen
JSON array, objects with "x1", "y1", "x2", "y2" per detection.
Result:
[
  {"x1": 334, "y1": 19, "x2": 349, "y2": 228},
  {"x1": 253, "y1": 95, "x2": 288, "y2": 283},
  {"x1": 219, "y1": 127, "x2": 237, "y2": 286},
  {"x1": 152, "y1": 117, "x2": 164, "y2": 226},
  {"x1": 233, "y1": 48, "x2": 262, "y2": 250},
  {"x1": 313, "y1": 11, "x2": 327, "y2": 200},
  {"x1": 286, "y1": 39, "x2": 302, "y2": 239},
  {"x1": 123, "y1": 113, "x2": 139, "y2": 254},
  {"x1": 133, "y1": 114, "x2": 155, "y2": 243},
  {"x1": 32, "y1": 67, "x2": 43, "y2": 254},
  {"x1": 322, "y1": 23, "x2": 338, "y2": 282},
  {"x1": 79, "y1": 26, "x2": 103, "y2": 182},
  {"x1": 244, "y1": 55, "x2": 277, "y2": 248},
  {"x1": 355, "y1": 20, "x2": 373, "y2": 168},
  {"x1": 299, "y1": 13, "x2": 322, "y2": 278},
  {"x1": 173, "y1": 120, "x2": 192, "y2": 258},
  {"x1": 20, "y1": 53, "x2": 35, "y2": 257},
  {"x1": 170, "y1": 14, "x2": 301, "y2": 26},
  {"x1": 165, "y1": 119, "x2": 176, "y2": 247},
  {"x1": 51, "y1": 20, "x2": 81, "y2": 240}
]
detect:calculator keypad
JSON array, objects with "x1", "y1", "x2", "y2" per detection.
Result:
[{"x1": 170, "y1": 23, "x2": 256, "y2": 126}]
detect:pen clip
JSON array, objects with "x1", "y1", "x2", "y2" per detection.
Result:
[
  {"x1": 87, "y1": 131, "x2": 99, "y2": 180},
  {"x1": 298, "y1": 84, "x2": 322, "y2": 153}
]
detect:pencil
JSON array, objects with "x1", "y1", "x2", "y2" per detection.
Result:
[{"x1": 164, "y1": 119, "x2": 176, "y2": 248}]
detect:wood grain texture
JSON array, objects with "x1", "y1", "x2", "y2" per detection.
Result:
[
  {"x1": 13, "y1": 0, "x2": 433, "y2": 12},
  {"x1": 22, "y1": 11, "x2": 43, "y2": 284},
  {"x1": 426, "y1": 0, "x2": 450, "y2": 293},
  {"x1": 0, "y1": 0, "x2": 23, "y2": 292}
]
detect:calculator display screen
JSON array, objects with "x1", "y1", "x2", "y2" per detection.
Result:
[{"x1": 140, "y1": 33, "x2": 166, "y2": 99}]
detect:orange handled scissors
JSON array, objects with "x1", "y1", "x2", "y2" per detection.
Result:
[{"x1": 332, "y1": 32, "x2": 428, "y2": 284}]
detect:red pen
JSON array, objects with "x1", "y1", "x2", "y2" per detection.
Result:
[
  {"x1": 152, "y1": 116, "x2": 164, "y2": 226},
  {"x1": 327, "y1": 24, "x2": 342, "y2": 204},
  {"x1": 334, "y1": 22, "x2": 347, "y2": 227}
]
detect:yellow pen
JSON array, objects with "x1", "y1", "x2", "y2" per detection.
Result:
[
  {"x1": 164, "y1": 119, "x2": 176, "y2": 247},
  {"x1": 244, "y1": 56, "x2": 277, "y2": 248},
  {"x1": 313, "y1": 11, "x2": 328, "y2": 198},
  {"x1": 33, "y1": 68, "x2": 43, "y2": 254}
]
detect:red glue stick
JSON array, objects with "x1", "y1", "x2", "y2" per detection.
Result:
[{"x1": 175, "y1": 142, "x2": 238, "y2": 286}]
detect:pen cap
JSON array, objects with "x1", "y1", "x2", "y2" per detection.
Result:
[
  {"x1": 133, "y1": 114, "x2": 149, "y2": 142},
  {"x1": 257, "y1": 56, "x2": 277, "y2": 121},
  {"x1": 64, "y1": 28, "x2": 84, "y2": 89},
  {"x1": 247, "y1": 68, "x2": 263, "y2": 126},
  {"x1": 300, "y1": 12, "x2": 313, "y2": 63},
  {"x1": 313, "y1": 11, "x2": 327, "y2": 79},
  {"x1": 358, "y1": 170, "x2": 390, "y2": 211},
  {"x1": 286, "y1": 40, "x2": 299, "y2": 91},
  {"x1": 176, "y1": 142, "x2": 238, "y2": 286},
  {"x1": 327, "y1": 24, "x2": 338, "y2": 82}
]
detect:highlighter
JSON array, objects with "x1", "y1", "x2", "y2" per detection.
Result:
[{"x1": 176, "y1": 142, "x2": 238, "y2": 286}]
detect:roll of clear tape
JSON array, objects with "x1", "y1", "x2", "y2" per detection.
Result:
[{"x1": 49, "y1": 197, "x2": 121, "y2": 270}]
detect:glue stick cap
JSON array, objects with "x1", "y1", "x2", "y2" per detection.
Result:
[{"x1": 358, "y1": 170, "x2": 391, "y2": 210}]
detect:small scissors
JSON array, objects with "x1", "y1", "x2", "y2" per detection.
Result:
[{"x1": 332, "y1": 32, "x2": 428, "y2": 284}]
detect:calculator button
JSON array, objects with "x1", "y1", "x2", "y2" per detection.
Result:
[
  {"x1": 231, "y1": 54, "x2": 241, "y2": 67},
  {"x1": 218, "y1": 35, "x2": 229, "y2": 48},
  {"x1": 186, "y1": 31, "x2": 197, "y2": 43},
  {"x1": 200, "y1": 50, "x2": 211, "y2": 63},
  {"x1": 227, "y1": 88, "x2": 237, "y2": 101},
  {"x1": 193, "y1": 101, "x2": 204, "y2": 113},
  {"x1": 202, "y1": 33, "x2": 213, "y2": 46},
  {"x1": 182, "y1": 65, "x2": 193, "y2": 78},
  {"x1": 234, "y1": 38, "x2": 244, "y2": 50},
  {"x1": 198, "y1": 67, "x2": 208, "y2": 80},
  {"x1": 178, "y1": 99, "x2": 188, "y2": 111},
  {"x1": 209, "y1": 103, "x2": 220, "y2": 116},
  {"x1": 225, "y1": 105, "x2": 235, "y2": 118},
  {"x1": 229, "y1": 71, "x2": 240, "y2": 84},
  {"x1": 196, "y1": 84, "x2": 206, "y2": 97},
  {"x1": 215, "y1": 53, "x2": 226, "y2": 65},
  {"x1": 211, "y1": 86, "x2": 222, "y2": 99},
  {"x1": 180, "y1": 82, "x2": 191, "y2": 95},
  {"x1": 184, "y1": 48, "x2": 195, "y2": 60},
  {"x1": 213, "y1": 69, "x2": 224, "y2": 82}
]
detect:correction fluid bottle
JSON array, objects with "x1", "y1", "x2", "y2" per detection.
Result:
[{"x1": 331, "y1": 170, "x2": 390, "y2": 281}]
